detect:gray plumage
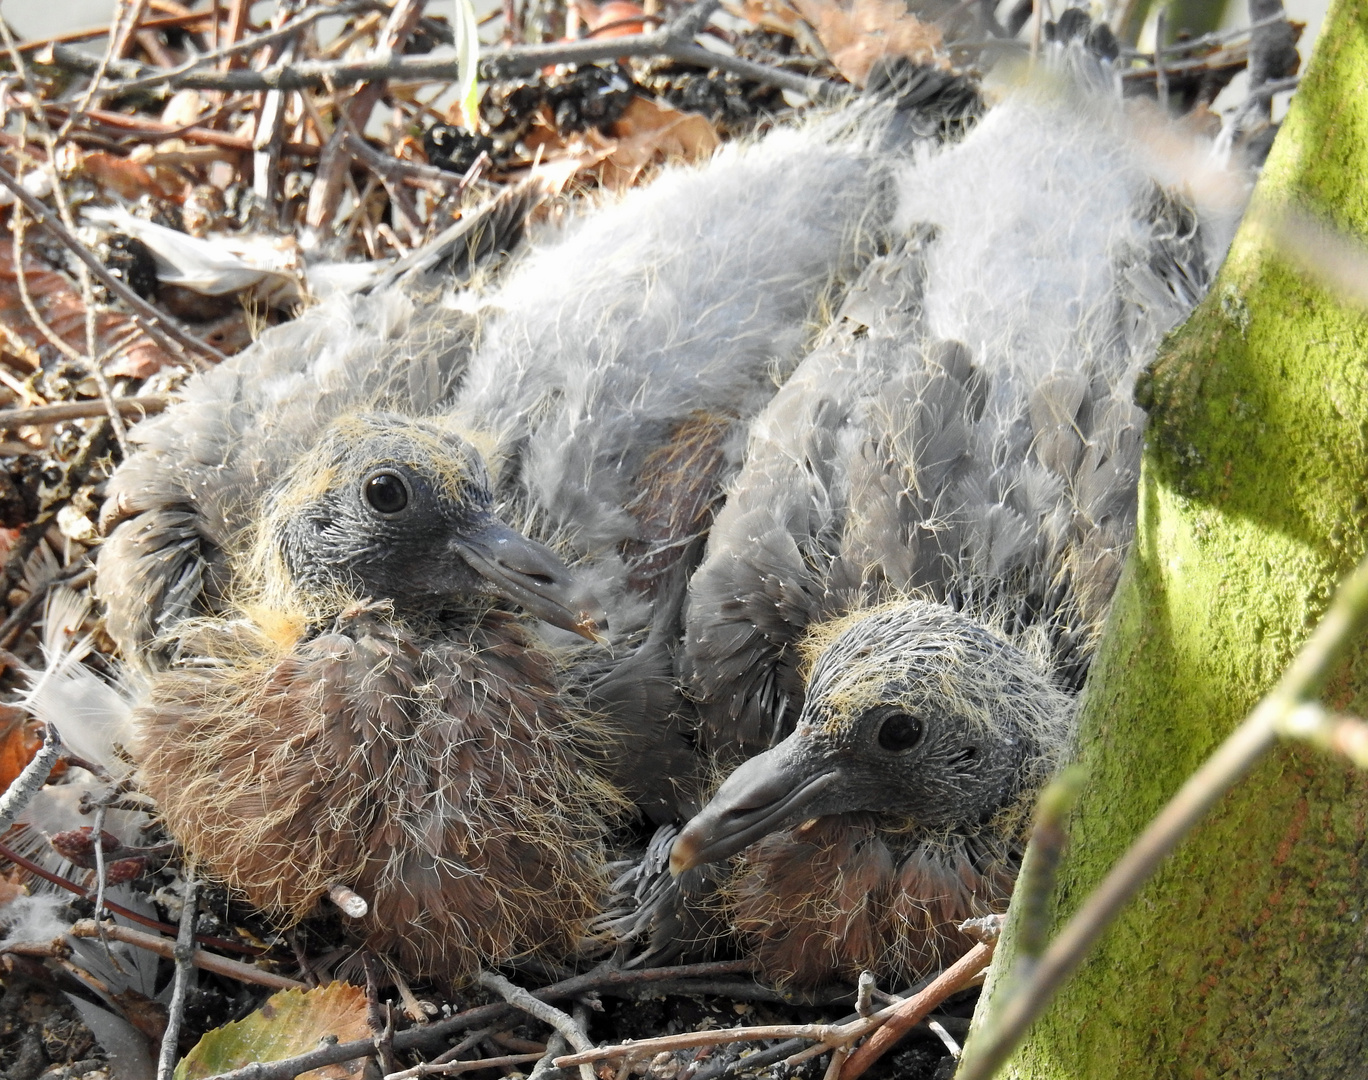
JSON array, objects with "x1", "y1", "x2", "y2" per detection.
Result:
[
  {"x1": 79, "y1": 75, "x2": 980, "y2": 980},
  {"x1": 654, "y1": 70, "x2": 1242, "y2": 986}
]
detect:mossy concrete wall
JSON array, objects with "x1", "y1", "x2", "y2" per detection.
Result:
[{"x1": 984, "y1": 2, "x2": 1368, "y2": 1074}]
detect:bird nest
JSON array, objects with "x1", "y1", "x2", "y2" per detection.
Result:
[{"x1": 0, "y1": 1, "x2": 1276, "y2": 1079}]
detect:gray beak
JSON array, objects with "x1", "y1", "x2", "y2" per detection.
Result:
[
  {"x1": 453, "y1": 518, "x2": 608, "y2": 642},
  {"x1": 669, "y1": 738, "x2": 842, "y2": 876}
]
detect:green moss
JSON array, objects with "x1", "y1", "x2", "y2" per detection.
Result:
[{"x1": 982, "y1": 0, "x2": 1368, "y2": 1073}]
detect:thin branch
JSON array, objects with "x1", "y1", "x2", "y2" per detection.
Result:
[
  {"x1": 80, "y1": 0, "x2": 840, "y2": 102},
  {"x1": 384, "y1": 1052, "x2": 544, "y2": 1078},
  {"x1": 61, "y1": 0, "x2": 152, "y2": 136},
  {"x1": 0, "y1": 840, "x2": 260, "y2": 954},
  {"x1": 837, "y1": 942, "x2": 994, "y2": 1079},
  {"x1": 0, "y1": 162, "x2": 225, "y2": 368},
  {"x1": 0, "y1": 723, "x2": 60, "y2": 833},
  {"x1": 105, "y1": 0, "x2": 373, "y2": 97},
  {"x1": 195, "y1": 960, "x2": 756, "y2": 1080},
  {"x1": 476, "y1": 971, "x2": 595, "y2": 1080},
  {"x1": 0, "y1": 394, "x2": 171, "y2": 430},
  {"x1": 156, "y1": 878, "x2": 198, "y2": 1080},
  {"x1": 957, "y1": 551, "x2": 1368, "y2": 1080},
  {"x1": 70, "y1": 919, "x2": 305, "y2": 991},
  {"x1": 37, "y1": 125, "x2": 132, "y2": 456}
]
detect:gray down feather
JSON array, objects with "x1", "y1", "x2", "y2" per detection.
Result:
[
  {"x1": 681, "y1": 81, "x2": 1234, "y2": 760},
  {"x1": 96, "y1": 82, "x2": 974, "y2": 673}
]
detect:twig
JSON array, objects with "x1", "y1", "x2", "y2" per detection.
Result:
[
  {"x1": 837, "y1": 942, "x2": 994, "y2": 1079},
  {"x1": 80, "y1": 0, "x2": 840, "y2": 102},
  {"x1": 956, "y1": 551, "x2": 1368, "y2": 1080},
  {"x1": 386, "y1": 1052, "x2": 544, "y2": 1078},
  {"x1": 14, "y1": 12, "x2": 216, "y2": 53},
  {"x1": 41, "y1": 104, "x2": 321, "y2": 158},
  {"x1": 156, "y1": 878, "x2": 198, "y2": 1080},
  {"x1": 0, "y1": 839, "x2": 260, "y2": 954},
  {"x1": 304, "y1": 0, "x2": 428, "y2": 232},
  {"x1": 70, "y1": 919, "x2": 304, "y2": 991},
  {"x1": 1154, "y1": 11, "x2": 1168, "y2": 111},
  {"x1": 0, "y1": 394, "x2": 171, "y2": 430},
  {"x1": 194, "y1": 960, "x2": 757, "y2": 1080},
  {"x1": 0, "y1": 162, "x2": 225, "y2": 368},
  {"x1": 0, "y1": 563, "x2": 94, "y2": 652},
  {"x1": 1015, "y1": 766, "x2": 1084, "y2": 970},
  {"x1": 61, "y1": 0, "x2": 152, "y2": 136},
  {"x1": 0, "y1": 723, "x2": 60, "y2": 833},
  {"x1": 35, "y1": 126, "x2": 133, "y2": 458},
  {"x1": 476, "y1": 971, "x2": 595, "y2": 1080},
  {"x1": 364, "y1": 954, "x2": 398, "y2": 1078},
  {"x1": 103, "y1": 0, "x2": 373, "y2": 97}
]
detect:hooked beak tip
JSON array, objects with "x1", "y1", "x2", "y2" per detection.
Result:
[
  {"x1": 572, "y1": 613, "x2": 608, "y2": 644},
  {"x1": 668, "y1": 832, "x2": 701, "y2": 878}
]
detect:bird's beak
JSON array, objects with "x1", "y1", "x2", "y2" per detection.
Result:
[
  {"x1": 669, "y1": 739, "x2": 842, "y2": 876},
  {"x1": 453, "y1": 519, "x2": 607, "y2": 642}
]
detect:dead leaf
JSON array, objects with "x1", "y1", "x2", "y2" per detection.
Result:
[
  {"x1": 790, "y1": 0, "x2": 944, "y2": 85},
  {"x1": 73, "y1": 150, "x2": 181, "y2": 202},
  {"x1": 600, "y1": 97, "x2": 720, "y2": 190},
  {"x1": 576, "y1": 0, "x2": 650, "y2": 36},
  {"x1": 0, "y1": 704, "x2": 40, "y2": 795},
  {"x1": 176, "y1": 983, "x2": 370, "y2": 1080},
  {"x1": 726, "y1": 0, "x2": 811, "y2": 37},
  {"x1": 0, "y1": 240, "x2": 180, "y2": 378}
]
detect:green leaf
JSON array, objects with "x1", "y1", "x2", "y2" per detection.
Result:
[{"x1": 454, "y1": 0, "x2": 481, "y2": 131}]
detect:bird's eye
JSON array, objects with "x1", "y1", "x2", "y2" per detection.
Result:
[
  {"x1": 877, "y1": 712, "x2": 924, "y2": 753},
  {"x1": 363, "y1": 470, "x2": 410, "y2": 515}
]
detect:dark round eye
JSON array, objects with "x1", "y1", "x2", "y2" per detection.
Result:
[
  {"x1": 877, "y1": 712, "x2": 924, "y2": 753},
  {"x1": 363, "y1": 470, "x2": 410, "y2": 515}
]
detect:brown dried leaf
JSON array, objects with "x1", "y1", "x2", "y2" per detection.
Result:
[
  {"x1": 0, "y1": 239, "x2": 179, "y2": 378},
  {"x1": 72, "y1": 149, "x2": 181, "y2": 202},
  {"x1": 0, "y1": 704, "x2": 39, "y2": 794},
  {"x1": 726, "y1": 0, "x2": 812, "y2": 36},
  {"x1": 790, "y1": 0, "x2": 944, "y2": 85},
  {"x1": 599, "y1": 97, "x2": 720, "y2": 191}
]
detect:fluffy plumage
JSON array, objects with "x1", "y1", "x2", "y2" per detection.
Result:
[
  {"x1": 85, "y1": 75, "x2": 977, "y2": 983},
  {"x1": 662, "y1": 68, "x2": 1240, "y2": 986}
]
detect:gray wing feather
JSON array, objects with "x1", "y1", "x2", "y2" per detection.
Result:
[{"x1": 684, "y1": 84, "x2": 1230, "y2": 756}]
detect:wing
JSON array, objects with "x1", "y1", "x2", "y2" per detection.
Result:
[
  {"x1": 97, "y1": 284, "x2": 476, "y2": 668},
  {"x1": 685, "y1": 81, "x2": 1228, "y2": 758}
]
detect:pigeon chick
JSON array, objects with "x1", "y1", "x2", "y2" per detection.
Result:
[
  {"x1": 85, "y1": 69, "x2": 981, "y2": 980},
  {"x1": 135, "y1": 412, "x2": 627, "y2": 982},
  {"x1": 665, "y1": 58, "x2": 1242, "y2": 986}
]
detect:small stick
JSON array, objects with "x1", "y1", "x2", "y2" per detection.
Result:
[
  {"x1": 385, "y1": 1052, "x2": 544, "y2": 1079},
  {"x1": 0, "y1": 395, "x2": 170, "y2": 430},
  {"x1": 854, "y1": 972, "x2": 875, "y2": 1018},
  {"x1": 837, "y1": 941, "x2": 994, "y2": 1079},
  {"x1": 156, "y1": 877, "x2": 199, "y2": 1080},
  {"x1": 0, "y1": 724, "x2": 61, "y2": 833},
  {"x1": 0, "y1": 162, "x2": 225, "y2": 368},
  {"x1": 108, "y1": 0, "x2": 372, "y2": 96},
  {"x1": 476, "y1": 971, "x2": 595, "y2": 1080},
  {"x1": 14, "y1": 12, "x2": 215, "y2": 52},
  {"x1": 195, "y1": 960, "x2": 758, "y2": 1080},
  {"x1": 0, "y1": 839, "x2": 259, "y2": 954},
  {"x1": 70, "y1": 919, "x2": 305, "y2": 991},
  {"x1": 364, "y1": 954, "x2": 397, "y2": 1078}
]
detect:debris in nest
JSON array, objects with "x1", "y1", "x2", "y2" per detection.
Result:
[{"x1": 0, "y1": 0, "x2": 1302, "y2": 1076}]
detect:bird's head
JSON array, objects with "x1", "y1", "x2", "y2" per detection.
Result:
[
  {"x1": 670, "y1": 601, "x2": 1074, "y2": 875},
  {"x1": 252, "y1": 412, "x2": 606, "y2": 638}
]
